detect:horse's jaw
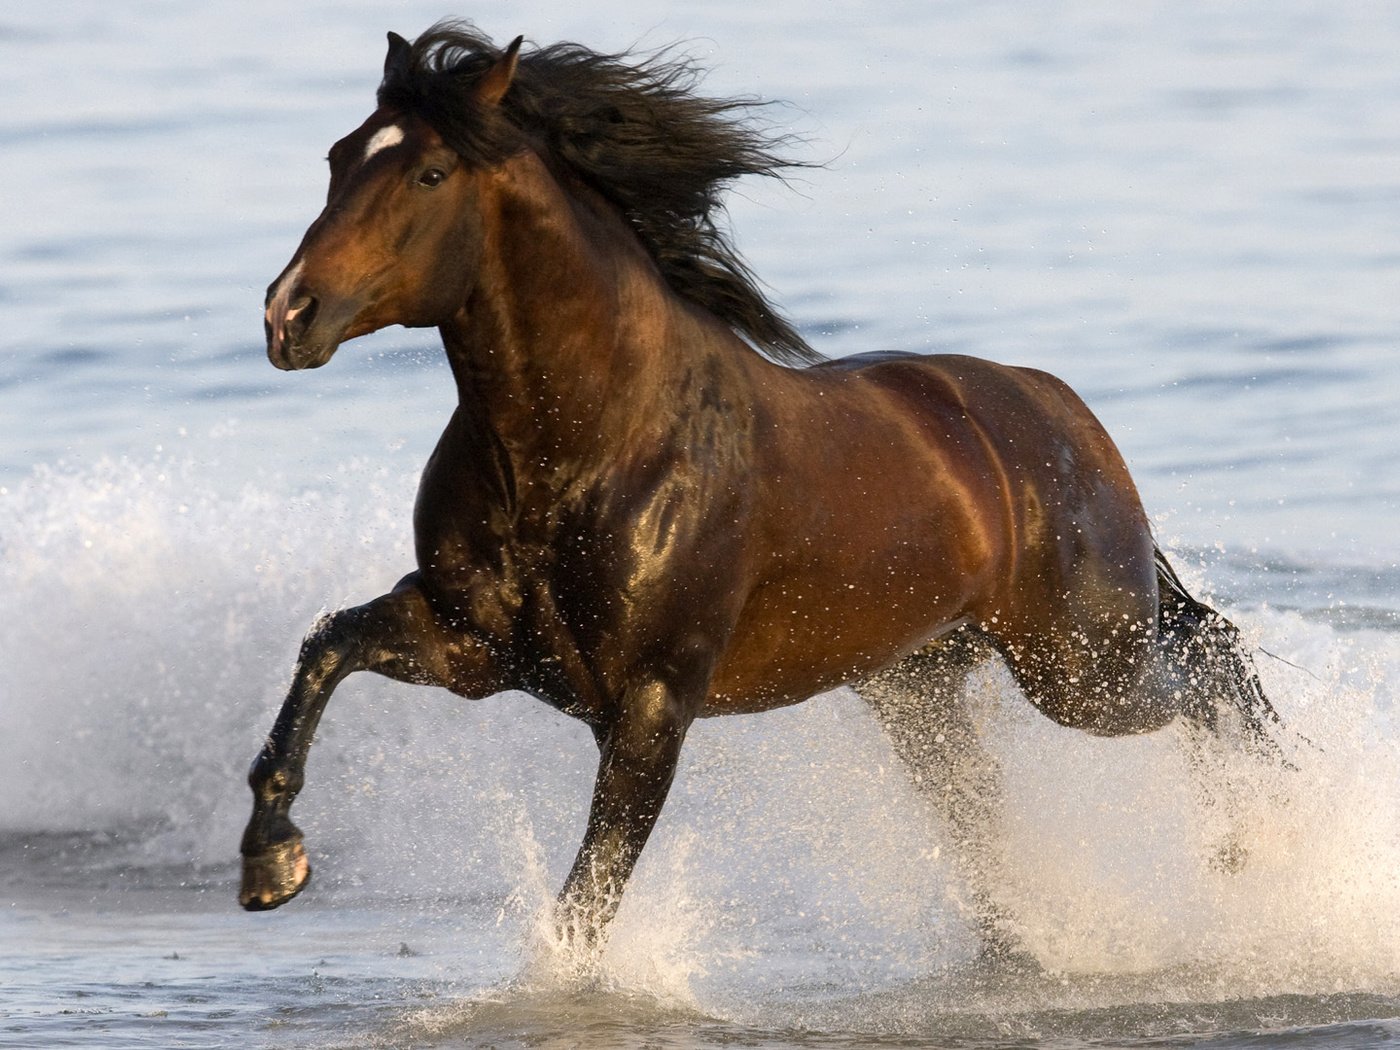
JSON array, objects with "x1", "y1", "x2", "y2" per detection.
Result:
[{"x1": 268, "y1": 337, "x2": 338, "y2": 371}]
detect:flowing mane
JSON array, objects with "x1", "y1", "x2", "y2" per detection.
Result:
[{"x1": 376, "y1": 21, "x2": 820, "y2": 366}]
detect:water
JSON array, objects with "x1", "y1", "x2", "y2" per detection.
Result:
[{"x1": 2, "y1": 1, "x2": 1399, "y2": 1047}]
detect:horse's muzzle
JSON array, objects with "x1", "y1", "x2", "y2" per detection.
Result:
[{"x1": 265, "y1": 293, "x2": 327, "y2": 370}]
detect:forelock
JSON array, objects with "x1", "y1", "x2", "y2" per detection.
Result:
[{"x1": 376, "y1": 22, "x2": 522, "y2": 165}]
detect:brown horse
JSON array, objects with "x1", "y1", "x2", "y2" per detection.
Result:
[{"x1": 240, "y1": 24, "x2": 1279, "y2": 950}]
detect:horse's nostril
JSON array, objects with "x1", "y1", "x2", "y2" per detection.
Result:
[
  {"x1": 284, "y1": 296, "x2": 316, "y2": 327},
  {"x1": 279, "y1": 296, "x2": 319, "y2": 345}
]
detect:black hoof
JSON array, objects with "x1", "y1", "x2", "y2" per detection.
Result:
[{"x1": 240, "y1": 837, "x2": 312, "y2": 911}]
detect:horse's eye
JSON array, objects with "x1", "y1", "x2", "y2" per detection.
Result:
[{"x1": 417, "y1": 168, "x2": 447, "y2": 188}]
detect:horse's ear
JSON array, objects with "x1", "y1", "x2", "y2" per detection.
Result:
[
  {"x1": 474, "y1": 35, "x2": 523, "y2": 107},
  {"x1": 384, "y1": 31, "x2": 412, "y2": 82}
]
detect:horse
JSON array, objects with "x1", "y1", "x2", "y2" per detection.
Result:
[{"x1": 239, "y1": 23, "x2": 1280, "y2": 952}]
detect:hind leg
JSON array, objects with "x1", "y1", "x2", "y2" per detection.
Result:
[
  {"x1": 1175, "y1": 694, "x2": 1283, "y2": 876},
  {"x1": 993, "y1": 553, "x2": 1283, "y2": 872},
  {"x1": 856, "y1": 629, "x2": 1014, "y2": 951},
  {"x1": 1156, "y1": 565, "x2": 1287, "y2": 872},
  {"x1": 1174, "y1": 719, "x2": 1257, "y2": 873}
]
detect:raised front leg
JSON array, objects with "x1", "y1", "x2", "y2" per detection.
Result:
[
  {"x1": 554, "y1": 680, "x2": 692, "y2": 951},
  {"x1": 240, "y1": 574, "x2": 499, "y2": 910}
]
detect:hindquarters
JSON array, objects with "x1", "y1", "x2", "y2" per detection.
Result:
[
  {"x1": 973, "y1": 539, "x2": 1279, "y2": 744},
  {"x1": 935, "y1": 361, "x2": 1174, "y2": 734},
  {"x1": 968, "y1": 537, "x2": 1280, "y2": 749},
  {"x1": 869, "y1": 360, "x2": 1277, "y2": 743}
]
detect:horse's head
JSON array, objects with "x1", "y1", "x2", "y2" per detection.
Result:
[{"x1": 264, "y1": 33, "x2": 521, "y2": 370}]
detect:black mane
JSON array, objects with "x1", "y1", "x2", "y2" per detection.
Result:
[{"x1": 377, "y1": 21, "x2": 820, "y2": 366}]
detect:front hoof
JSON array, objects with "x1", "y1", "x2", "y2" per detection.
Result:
[{"x1": 240, "y1": 838, "x2": 312, "y2": 911}]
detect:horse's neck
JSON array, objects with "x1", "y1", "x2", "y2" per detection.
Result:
[{"x1": 440, "y1": 151, "x2": 733, "y2": 464}]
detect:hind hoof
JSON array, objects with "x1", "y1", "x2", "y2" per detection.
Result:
[
  {"x1": 240, "y1": 838, "x2": 311, "y2": 910},
  {"x1": 1210, "y1": 837, "x2": 1248, "y2": 875}
]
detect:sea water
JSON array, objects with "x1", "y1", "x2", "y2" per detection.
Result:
[{"x1": 2, "y1": 1, "x2": 1399, "y2": 1047}]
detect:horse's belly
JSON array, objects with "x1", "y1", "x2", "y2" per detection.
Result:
[{"x1": 701, "y1": 581, "x2": 973, "y2": 715}]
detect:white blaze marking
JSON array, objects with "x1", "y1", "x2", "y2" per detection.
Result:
[{"x1": 363, "y1": 124, "x2": 405, "y2": 163}]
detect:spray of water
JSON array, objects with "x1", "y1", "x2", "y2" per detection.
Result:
[{"x1": 4, "y1": 458, "x2": 1399, "y2": 1036}]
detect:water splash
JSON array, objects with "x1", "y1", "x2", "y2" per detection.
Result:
[
  {"x1": 975, "y1": 610, "x2": 1400, "y2": 989},
  {"x1": 4, "y1": 458, "x2": 1400, "y2": 1039},
  {"x1": 0, "y1": 456, "x2": 414, "y2": 863}
]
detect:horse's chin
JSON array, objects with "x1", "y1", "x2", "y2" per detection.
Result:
[{"x1": 268, "y1": 339, "x2": 339, "y2": 371}]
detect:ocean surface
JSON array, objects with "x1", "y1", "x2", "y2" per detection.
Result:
[{"x1": 3, "y1": 1, "x2": 1399, "y2": 1047}]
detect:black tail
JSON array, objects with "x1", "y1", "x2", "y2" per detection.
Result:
[{"x1": 1154, "y1": 546, "x2": 1282, "y2": 752}]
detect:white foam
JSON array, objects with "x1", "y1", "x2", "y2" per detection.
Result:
[{"x1": 3, "y1": 457, "x2": 1399, "y2": 1017}]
